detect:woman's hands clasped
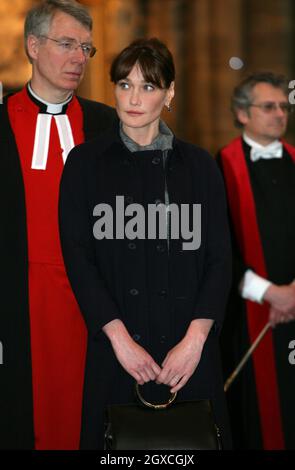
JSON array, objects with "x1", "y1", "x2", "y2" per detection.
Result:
[
  {"x1": 102, "y1": 319, "x2": 161, "y2": 384},
  {"x1": 103, "y1": 318, "x2": 213, "y2": 392},
  {"x1": 156, "y1": 318, "x2": 213, "y2": 393}
]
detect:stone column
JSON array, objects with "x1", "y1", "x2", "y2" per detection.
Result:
[
  {"x1": 184, "y1": 0, "x2": 243, "y2": 153},
  {"x1": 0, "y1": 0, "x2": 32, "y2": 92},
  {"x1": 80, "y1": 0, "x2": 142, "y2": 104},
  {"x1": 144, "y1": 0, "x2": 185, "y2": 134},
  {"x1": 245, "y1": 0, "x2": 293, "y2": 74}
]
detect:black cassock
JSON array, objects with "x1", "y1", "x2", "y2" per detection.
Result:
[
  {"x1": 219, "y1": 139, "x2": 295, "y2": 449},
  {"x1": 0, "y1": 93, "x2": 116, "y2": 449}
]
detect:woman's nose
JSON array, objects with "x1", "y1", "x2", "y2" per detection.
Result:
[{"x1": 130, "y1": 89, "x2": 141, "y2": 105}]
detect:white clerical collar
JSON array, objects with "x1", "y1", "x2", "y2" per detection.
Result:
[{"x1": 28, "y1": 83, "x2": 73, "y2": 115}]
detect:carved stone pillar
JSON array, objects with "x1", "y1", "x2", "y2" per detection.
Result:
[
  {"x1": 245, "y1": 0, "x2": 293, "y2": 74},
  {"x1": 185, "y1": 0, "x2": 243, "y2": 153},
  {"x1": 79, "y1": 0, "x2": 295, "y2": 148},
  {"x1": 144, "y1": 0, "x2": 185, "y2": 135},
  {"x1": 80, "y1": 0, "x2": 142, "y2": 104},
  {"x1": 0, "y1": 0, "x2": 33, "y2": 92}
]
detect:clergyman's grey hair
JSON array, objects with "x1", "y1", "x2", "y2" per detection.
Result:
[
  {"x1": 24, "y1": 0, "x2": 92, "y2": 62},
  {"x1": 231, "y1": 72, "x2": 288, "y2": 128}
]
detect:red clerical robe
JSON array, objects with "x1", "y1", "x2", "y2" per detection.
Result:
[
  {"x1": 7, "y1": 88, "x2": 87, "y2": 450},
  {"x1": 220, "y1": 136, "x2": 295, "y2": 450}
]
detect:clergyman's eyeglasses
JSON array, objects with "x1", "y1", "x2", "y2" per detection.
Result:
[
  {"x1": 249, "y1": 102, "x2": 293, "y2": 114},
  {"x1": 41, "y1": 35, "x2": 97, "y2": 58}
]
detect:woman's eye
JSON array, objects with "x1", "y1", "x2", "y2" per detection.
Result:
[
  {"x1": 118, "y1": 82, "x2": 129, "y2": 90},
  {"x1": 144, "y1": 84, "x2": 155, "y2": 91}
]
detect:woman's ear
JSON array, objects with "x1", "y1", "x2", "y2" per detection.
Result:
[
  {"x1": 168, "y1": 81, "x2": 175, "y2": 102},
  {"x1": 165, "y1": 81, "x2": 175, "y2": 109}
]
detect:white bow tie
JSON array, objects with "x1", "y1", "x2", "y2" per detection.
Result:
[{"x1": 250, "y1": 141, "x2": 283, "y2": 162}]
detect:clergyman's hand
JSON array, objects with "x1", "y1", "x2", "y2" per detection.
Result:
[
  {"x1": 269, "y1": 306, "x2": 295, "y2": 327},
  {"x1": 264, "y1": 283, "x2": 295, "y2": 318}
]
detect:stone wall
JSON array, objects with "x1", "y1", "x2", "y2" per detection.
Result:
[{"x1": 1, "y1": 0, "x2": 294, "y2": 151}]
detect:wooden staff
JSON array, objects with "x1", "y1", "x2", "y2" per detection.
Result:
[{"x1": 224, "y1": 322, "x2": 271, "y2": 392}]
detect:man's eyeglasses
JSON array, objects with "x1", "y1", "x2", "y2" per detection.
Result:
[
  {"x1": 41, "y1": 35, "x2": 97, "y2": 58},
  {"x1": 249, "y1": 102, "x2": 293, "y2": 114}
]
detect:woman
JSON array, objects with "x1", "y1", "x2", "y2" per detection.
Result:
[{"x1": 59, "y1": 38, "x2": 232, "y2": 449}]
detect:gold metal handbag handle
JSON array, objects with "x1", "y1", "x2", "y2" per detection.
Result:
[{"x1": 135, "y1": 383, "x2": 177, "y2": 410}]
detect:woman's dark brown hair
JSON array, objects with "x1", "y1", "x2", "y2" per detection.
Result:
[{"x1": 110, "y1": 38, "x2": 175, "y2": 89}]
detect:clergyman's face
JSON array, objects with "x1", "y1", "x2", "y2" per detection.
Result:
[
  {"x1": 28, "y1": 11, "x2": 92, "y2": 96},
  {"x1": 237, "y1": 83, "x2": 289, "y2": 145}
]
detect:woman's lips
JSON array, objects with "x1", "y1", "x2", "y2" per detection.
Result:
[{"x1": 126, "y1": 111, "x2": 144, "y2": 116}]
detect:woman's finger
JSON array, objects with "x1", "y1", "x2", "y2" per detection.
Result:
[
  {"x1": 170, "y1": 375, "x2": 188, "y2": 393},
  {"x1": 169, "y1": 375, "x2": 181, "y2": 387}
]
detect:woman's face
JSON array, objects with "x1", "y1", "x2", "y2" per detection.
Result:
[{"x1": 114, "y1": 64, "x2": 174, "y2": 139}]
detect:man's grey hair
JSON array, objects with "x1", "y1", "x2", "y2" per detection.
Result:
[
  {"x1": 231, "y1": 72, "x2": 289, "y2": 128},
  {"x1": 24, "y1": 0, "x2": 92, "y2": 62}
]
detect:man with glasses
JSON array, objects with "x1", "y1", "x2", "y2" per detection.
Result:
[
  {"x1": 0, "y1": 0, "x2": 116, "y2": 450},
  {"x1": 218, "y1": 72, "x2": 295, "y2": 449}
]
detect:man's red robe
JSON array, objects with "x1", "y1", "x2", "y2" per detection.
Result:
[
  {"x1": 220, "y1": 136, "x2": 295, "y2": 449},
  {"x1": 0, "y1": 87, "x2": 116, "y2": 449}
]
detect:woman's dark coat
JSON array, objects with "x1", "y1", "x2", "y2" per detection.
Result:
[{"x1": 59, "y1": 127, "x2": 232, "y2": 449}]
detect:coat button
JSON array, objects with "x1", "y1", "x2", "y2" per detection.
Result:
[
  {"x1": 129, "y1": 288, "x2": 139, "y2": 296},
  {"x1": 132, "y1": 333, "x2": 141, "y2": 342},
  {"x1": 156, "y1": 244, "x2": 166, "y2": 253},
  {"x1": 152, "y1": 156, "x2": 161, "y2": 165},
  {"x1": 158, "y1": 289, "x2": 167, "y2": 297},
  {"x1": 128, "y1": 242, "x2": 136, "y2": 250},
  {"x1": 160, "y1": 335, "x2": 166, "y2": 343},
  {"x1": 126, "y1": 196, "x2": 134, "y2": 204}
]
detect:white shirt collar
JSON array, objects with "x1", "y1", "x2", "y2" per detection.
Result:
[
  {"x1": 243, "y1": 132, "x2": 280, "y2": 150},
  {"x1": 243, "y1": 133, "x2": 283, "y2": 162}
]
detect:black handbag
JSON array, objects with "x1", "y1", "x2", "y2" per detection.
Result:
[{"x1": 105, "y1": 384, "x2": 222, "y2": 450}]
